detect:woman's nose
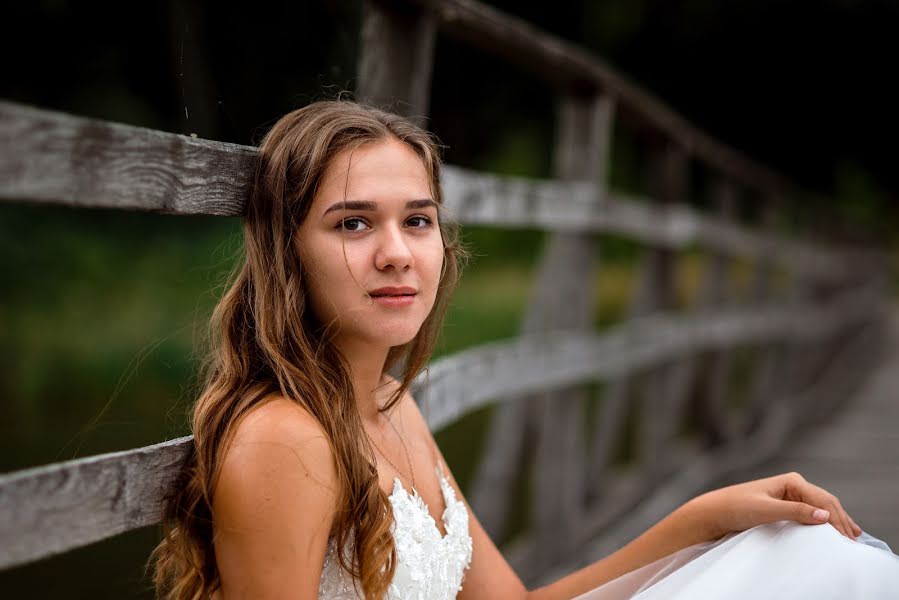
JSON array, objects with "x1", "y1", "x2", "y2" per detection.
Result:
[{"x1": 375, "y1": 223, "x2": 414, "y2": 271}]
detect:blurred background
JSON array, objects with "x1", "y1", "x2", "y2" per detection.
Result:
[{"x1": 2, "y1": 0, "x2": 897, "y2": 596}]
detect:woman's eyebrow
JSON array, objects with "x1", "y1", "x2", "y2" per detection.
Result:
[{"x1": 322, "y1": 199, "x2": 436, "y2": 215}]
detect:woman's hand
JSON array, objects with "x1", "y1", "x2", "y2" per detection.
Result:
[{"x1": 689, "y1": 471, "x2": 863, "y2": 541}]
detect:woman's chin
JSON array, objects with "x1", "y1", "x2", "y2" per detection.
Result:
[{"x1": 371, "y1": 325, "x2": 422, "y2": 348}]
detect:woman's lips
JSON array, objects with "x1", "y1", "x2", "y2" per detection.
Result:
[
  {"x1": 368, "y1": 286, "x2": 417, "y2": 307},
  {"x1": 370, "y1": 293, "x2": 416, "y2": 307}
]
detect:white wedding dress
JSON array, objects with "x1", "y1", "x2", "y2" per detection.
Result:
[
  {"x1": 318, "y1": 459, "x2": 899, "y2": 599},
  {"x1": 575, "y1": 518, "x2": 899, "y2": 599},
  {"x1": 318, "y1": 461, "x2": 473, "y2": 599}
]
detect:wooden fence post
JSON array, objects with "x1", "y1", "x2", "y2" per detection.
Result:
[
  {"x1": 696, "y1": 176, "x2": 740, "y2": 447},
  {"x1": 780, "y1": 214, "x2": 836, "y2": 416},
  {"x1": 638, "y1": 141, "x2": 691, "y2": 485},
  {"x1": 470, "y1": 92, "x2": 615, "y2": 561},
  {"x1": 743, "y1": 198, "x2": 784, "y2": 434},
  {"x1": 584, "y1": 142, "x2": 689, "y2": 500},
  {"x1": 530, "y1": 93, "x2": 615, "y2": 565},
  {"x1": 356, "y1": 0, "x2": 437, "y2": 126}
]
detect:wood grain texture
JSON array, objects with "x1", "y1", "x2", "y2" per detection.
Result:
[
  {"x1": 469, "y1": 94, "x2": 614, "y2": 545},
  {"x1": 440, "y1": 164, "x2": 873, "y2": 282},
  {"x1": 0, "y1": 436, "x2": 191, "y2": 570},
  {"x1": 0, "y1": 102, "x2": 875, "y2": 283},
  {"x1": 530, "y1": 94, "x2": 613, "y2": 560},
  {"x1": 414, "y1": 285, "x2": 884, "y2": 432},
  {"x1": 0, "y1": 101, "x2": 255, "y2": 216},
  {"x1": 357, "y1": 0, "x2": 437, "y2": 126}
]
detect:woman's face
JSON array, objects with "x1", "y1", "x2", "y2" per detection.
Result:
[{"x1": 296, "y1": 137, "x2": 444, "y2": 349}]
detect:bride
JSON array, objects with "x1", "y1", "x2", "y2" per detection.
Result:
[{"x1": 148, "y1": 100, "x2": 899, "y2": 599}]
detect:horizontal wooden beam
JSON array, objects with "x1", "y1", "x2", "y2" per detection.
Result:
[
  {"x1": 0, "y1": 436, "x2": 191, "y2": 570},
  {"x1": 526, "y1": 319, "x2": 881, "y2": 583},
  {"x1": 0, "y1": 100, "x2": 255, "y2": 216},
  {"x1": 440, "y1": 165, "x2": 879, "y2": 282},
  {"x1": 1, "y1": 102, "x2": 876, "y2": 282},
  {"x1": 409, "y1": 0, "x2": 807, "y2": 202},
  {"x1": 415, "y1": 285, "x2": 884, "y2": 431}
]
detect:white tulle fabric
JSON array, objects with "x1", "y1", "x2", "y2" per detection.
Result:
[
  {"x1": 575, "y1": 519, "x2": 899, "y2": 600},
  {"x1": 318, "y1": 461, "x2": 473, "y2": 599}
]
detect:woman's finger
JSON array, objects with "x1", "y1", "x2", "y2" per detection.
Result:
[
  {"x1": 822, "y1": 503, "x2": 843, "y2": 537},
  {"x1": 772, "y1": 499, "x2": 831, "y2": 526},
  {"x1": 831, "y1": 500, "x2": 851, "y2": 538},
  {"x1": 823, "y1": 498, "x2": 849, "y2": 538},
  {"x1": 791, "y1": 476, "x2": 854, "y2": 539},
  {"x1": 832, "y1": 496, "x2": 856, "y2": 540},
  {"x1": 826, "y1": 495, "x2": 852, "y2": 539},
  {"x1": 848, "y1": 513, "x2": 862, "y2": 535}
]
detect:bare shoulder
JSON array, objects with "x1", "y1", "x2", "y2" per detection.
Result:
[
  {"x1": 231, "y1": 394, "x2": 328, "y2": 447},
  {"x1": 222, "y1": 396, "x2": 336, "y2": 484},
  {"x1": 212, "y1": 394, "x2": 338, "y2": 598}
]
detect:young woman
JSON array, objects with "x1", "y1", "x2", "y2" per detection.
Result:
[{"x1": 150, "y1": 100, "x2": 899, "y2": 599}]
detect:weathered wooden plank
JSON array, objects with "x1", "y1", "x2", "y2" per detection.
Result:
[
  {"x1": 583, "y1": 379, "x2": 633, "y2": 504},
  {"x1": 441, "y1": 164, "x2": 871, "y2": 295},
  {"x1": 585, "y1": 149, "x2": 685, "y2": 501},
  {"x1": 0, "y1": 436, "x2": 191, "y2": 570},
  {"x1": 357, "y1": 0, "x2": 437, "y2": 126},
  {"x1": 415, "y1": 286, "x2": 884, "y2": 431},
  {"x1": 743, "y1": 199, "x2": 787, "y2": 436},
  {"x1": 639, "y1": 142, "x2": 692, "y2": 485},
  {"x1": 509, "y1": 439, "x2": 699, "y2": 578},
  {"x1": 528, "y1": 318, "x2": 883, "y2": 584},
  {"x1": 697, "y1": 177, "x2": 741, "y2": 446},
  {"x1": 0, "y1": 101, "x2": 875, "y2": 282},
  {"x1": 530, "y1": 94, "x2": 614, "y2": 561},
  {"x1": 0, "y1": 101, "x2": 255, "y2": 216},
  {"x1": 470, "y1": 93, "x2": 614, "y2": 545}
]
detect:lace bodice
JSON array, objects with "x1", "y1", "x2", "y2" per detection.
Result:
[{"x1": 318, "y1": 461, "x2": 473, "y2": 599}]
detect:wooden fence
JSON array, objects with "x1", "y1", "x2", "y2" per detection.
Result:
[{"x1": 0, "y1": 0, "x2": 891, "y2": 587}]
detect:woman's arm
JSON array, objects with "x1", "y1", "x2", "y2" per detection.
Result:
[
  {"x1": 532, "y1": 472, "x2": 863, "y2": 598},
  {"x1": 447, "y1": 450, "x2": 712, "y2": 600},
  {"x1": 449, "y1": 452, "x2": 712, "y2": 599},
  {"x1": 212, "y1": 397, "x2": 338, "y2": 600},
  {"x1": 526, "y1": 498, "x2": 714, "y2": 599},
  {"x1": 404, "y1": 392, "x2": 859, "y2": 600},
  {"x1": 401, "y1": 391, "x2": 713, "y2": 600}
]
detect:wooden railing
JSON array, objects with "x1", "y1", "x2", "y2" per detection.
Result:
[{"x1": 0, "y1": 0, "x2": 890, "y2": 585}]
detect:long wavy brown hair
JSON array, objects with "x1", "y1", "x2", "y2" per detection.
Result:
[{"x1": 147, "y1": 100, "x2": 467, "y2": 599}]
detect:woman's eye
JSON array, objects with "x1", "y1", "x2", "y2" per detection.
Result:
[
  {"x1": 407, "y1": 216, "x2": 433, "y2": 228},
  {"x1": 336, "y1": 217, "x2": 369, "y2": 232}
]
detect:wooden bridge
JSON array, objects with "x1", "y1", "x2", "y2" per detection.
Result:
[
  {"x1": 714, "y1": 308, "x2": 899, "y2": 551},
  {"x1": 0, "y1": 0, "x2": 893, "y2": 592}
]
